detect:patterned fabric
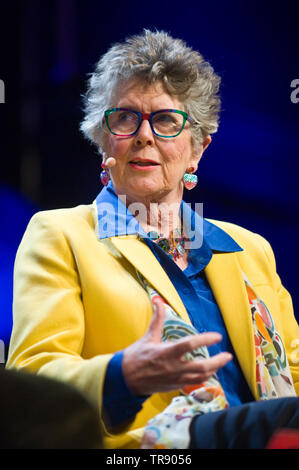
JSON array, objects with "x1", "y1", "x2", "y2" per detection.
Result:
[
  {"x1": 244, "y1": 273, "x2": 295, "y2": 400},
  {"x1": 138, "y1": 271, "x2": 296, "y2": 449}
]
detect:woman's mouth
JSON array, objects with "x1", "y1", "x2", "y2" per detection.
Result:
[{"x1": 129, "y1": 159, "x2": 160, "y2": 170}]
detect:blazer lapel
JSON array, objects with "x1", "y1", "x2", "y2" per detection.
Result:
[
  {"x1": 110, "y1": 236, "x2": 191, "y2": 324},
  {"x1": 205, "y1": 251, "x2": 258, "y2": 399}
]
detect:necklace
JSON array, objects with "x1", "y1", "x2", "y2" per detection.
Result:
[{"x1": 147, "y1": 228, "x2": 189, "y2": 261}]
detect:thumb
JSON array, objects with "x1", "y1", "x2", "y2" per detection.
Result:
[{"x1": 146, "y1": 299, "x2": 166, "y2": 342}]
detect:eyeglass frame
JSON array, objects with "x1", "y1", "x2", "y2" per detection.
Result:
[{"x1": 104, "y1": 108, "x2": 194, "y2": 138}]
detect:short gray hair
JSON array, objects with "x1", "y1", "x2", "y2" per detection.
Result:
[{"x1": 80, "y1": 29, "x2": 221, "y2": 153}]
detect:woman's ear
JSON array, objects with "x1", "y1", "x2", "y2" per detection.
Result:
[
  {"x1": 202, "y1": 135, "x2": 212, "y2": 153},
  {"x1": 190, "y1": 135, "x2": 212, "y2": 170}
]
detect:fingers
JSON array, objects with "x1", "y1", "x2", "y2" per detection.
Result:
[
  {"x1": 169, "y1": 352, "x2": 233, "y2": 389},
  {"x1": 128, "y1": 303, "x2": 233, "y2": 395},
  {"x1": 163, "y1": 333, "x2": 233, "y2": 384},
  {"x1": 181, "y1": 351, "x2": 233, "y2": 374},
  {"x1": 123, "y1": 321, "x2": 233, "y2": 395},
  {"x1": 171, "y1": 331, "x2": 223, "y2": 359},
  {"x1": 145, "y1": 300, "x2": 166, "y2": 342}
]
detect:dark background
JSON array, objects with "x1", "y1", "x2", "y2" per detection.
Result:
[{"x1": 0, "y1": 0, "x2": 298, "y2": 357}]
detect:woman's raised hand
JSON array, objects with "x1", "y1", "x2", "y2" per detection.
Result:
[{"x1": 122, "y1": 300, "x2": 233, "y2": 397}]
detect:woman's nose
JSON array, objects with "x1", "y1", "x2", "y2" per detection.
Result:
[{"x1": 134, "y1": 119, "x2": 154, "y2": 146}]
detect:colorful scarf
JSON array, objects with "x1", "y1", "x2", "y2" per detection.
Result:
[{"x1": 138, "y1": 271, "x2": 296, "y2": 449}]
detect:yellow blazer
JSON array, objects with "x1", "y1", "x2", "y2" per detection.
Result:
[{"x1": 6, "y1": 203, "x2": 299, "y2": 449}]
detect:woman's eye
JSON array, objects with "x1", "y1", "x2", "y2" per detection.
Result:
[
  {"x1": 118, "y1": 112, "x2": 138, "y2": 124},
  {"x1": 118, "y1": 112, "x2": 131, "y2": 121},
  {"x1": 155, "y1": 114, "x2": 173, "y2": 123}
]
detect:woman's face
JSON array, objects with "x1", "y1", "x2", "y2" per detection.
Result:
[{"x1": 104, "y1": 79, "x2": 210, "y2": 205}]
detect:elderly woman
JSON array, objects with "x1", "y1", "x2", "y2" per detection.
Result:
[{"x1": 7, "y1": 30, "x2": 299, "y2": 449}]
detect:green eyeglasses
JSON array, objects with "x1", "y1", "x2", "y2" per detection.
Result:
[{"x1": 104, "y1": 108, "x2": 194, "y2": 138}]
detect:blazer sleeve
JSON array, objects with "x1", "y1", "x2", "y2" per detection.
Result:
[
  {"x1": 6, "y1": 211, "x2": 113, "y2": 414},
  {"x1": 259, "y1": 234, "x2": 299, "y2": 395}
]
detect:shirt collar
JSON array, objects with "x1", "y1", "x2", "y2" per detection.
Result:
[{"x1": 94, "y1": 180, "x2": 243, "y2": 254}]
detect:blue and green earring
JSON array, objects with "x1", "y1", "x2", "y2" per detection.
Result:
[{"x1": 183, "y1": 167, "x2": 198, "y2": 190}]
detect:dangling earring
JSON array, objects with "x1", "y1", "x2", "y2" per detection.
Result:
[
  {"x1": 183, "y1": 167, "x2": 198, "y2": 190},
  {"x1": 100, "y1": 162, "x2": 110, "y2": 186}
]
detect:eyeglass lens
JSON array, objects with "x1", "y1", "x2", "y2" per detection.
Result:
[{"x1": 107, "y1": 110, "x2": 185, "y2": 137}]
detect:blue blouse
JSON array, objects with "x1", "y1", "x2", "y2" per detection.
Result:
[{"x1": 96, "y1": 182, "x2": 254, "y2": 426}]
